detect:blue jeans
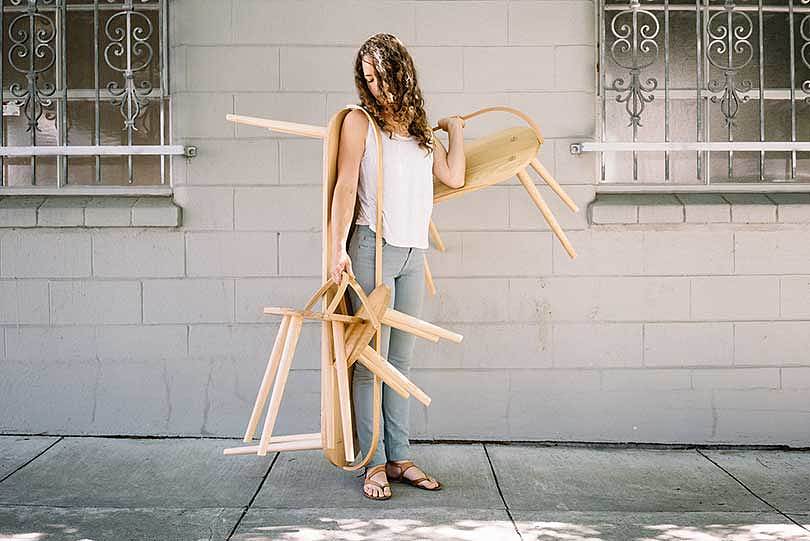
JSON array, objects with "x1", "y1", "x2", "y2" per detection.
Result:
[{"x1": 346, "y1": 224, "x2": 426, "y2": 468}]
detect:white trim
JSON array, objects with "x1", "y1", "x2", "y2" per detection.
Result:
[
  {"x1": 576, "y1": 141, "x2": 810, "y2": 152},
  {"x1": 0, "y1": 145, "x2": 187, "y2": 157},
  {"x1": 0, "y1": 186, "x2": 173, "y2": 196},
  {"x1": 596, "y1": 183, "x2": 810, "y2": 194}
]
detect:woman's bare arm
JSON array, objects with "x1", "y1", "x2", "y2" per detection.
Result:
[
  {"x1": 432, "y1": 117, "x2": 466, "y2": 189},
  {"x1": 330, "y1": 109, "x2": 368, "y2": 282}
]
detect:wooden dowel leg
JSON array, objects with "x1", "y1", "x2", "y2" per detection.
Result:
[
  {"x1": 356, "y1": 349, "x2": 411, "y2": 399},
  {"x1": 325, "y1": 273, "x2": 350, "y2": 315},
  {"x1": 428, "y1": 219, "x2": 446, "y2": 252},
  {"x1": 244, "y1": 315, "x2": 291, "y2": 442},
  {"x1": 258, "y1": 315, "x2": 303, "y2": 456},
  {"x1": 516, "y1": 168, "x2": 577, "y2": 259},
  {"x1": 322, "y1": 321, "x2": 336, "y2": 449},
  {"x1": 424, "y1": 254, "x2": 437, "y2": 297},
  {"x1": 383, "y1": 308, "x2": 463, "y2": 344},
  {"x1": 530, "y1": 157, "x2": 579, "y2": 213},
  {"x1": 361, "y1": 345, "x2": 431, "y2": 407},
  {"x1": 331, "y1": 321, "x2": 355, "y2": 462}
]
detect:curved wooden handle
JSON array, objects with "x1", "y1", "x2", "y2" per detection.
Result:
[{"x1": 431, "y1": 105, "x2": 544, "y2": 145}]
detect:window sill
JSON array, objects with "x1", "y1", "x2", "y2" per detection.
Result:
[
  {"x1": 589, "y1": 193, "x2": 810, "y2": 225},
  {"x1": 0, "y1": 195, "x2": 182, "y2": 228}
]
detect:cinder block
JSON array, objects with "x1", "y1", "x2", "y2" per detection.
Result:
[
  {"x1": 187, "y1": 46, "x2": 279, "y2": 91},
  {"x1": 96, "y1": 325, "x2": 188, "y2": 361},
  {"x1": 589, "y1": 194, "x2": 657, "y2": 224},
  {"x1": 735, "y1": 231, "x2": 810, "y2": 275},
  {"x1": 553, "y1": 322, "x2": 643, "y2": 368},
  {"x1": 423, "y1": 232, "x2": 463, "y2": 277},
  {"x1": 234, "y1": 277, "x2": 321, "y2": 322},
  {"x1": 234, "y1": 186, "x2": 321, "y2": 231},
  {"x1": 780, "y1": 277, "x2": 810, "y2": 319},
  {"x1": 169, "y1": 45, "x2": 187, "y2": 93},
  {"x1": 232, "y1": 0, "x2": 414, "y2": 45},
  {"x1": 414, "y1": 2, "x2": 507, "y2": 46},
  {"x1": 691, "y1": 368, "x2": 779, "y2": 390},
  {"x1": 172, "y1": 0, "x2": 232, "y2": 45},
  {"x1": 432, "y1": 186, "x2": 509, "y2": 230},
  {"x1": 509, "y1": 1, "x2": 594, "y2": 45},
  {"x1": 509, "y1": 276, "x2": 690, "y2": 322},
  {"x1": 187, "y1": 231, "x2": 278, "y2": 277},
  {"x1": 781, "y1": 367, "x2": 810, "y2": 389},
  {"x1": 188, "y1": 322, "x2": 321, "y2": 370},
  {"x1": 84, "y1": 197, "x2": 136, "y2": 227},
  {"x1": 423, "y1": 92, "x2": 511, "y2": 140},
  {"x1": 93, "y1": 230, "x2": 185, "y2": 278},
  {"x1": 278, "y1": 232, "x2": 320, "y2": 276},
  {"x1": 187, "y1": 139, "x2": 279, "y2": 185},
  {"x1": 418, "y1": 369, "x2": 509, "y2": 438},
  {"x1": 678, "y1": 193, "x2": 730, "y2": 223},
  {"x1": 0, "y1": 280, "x2": 49, "y2": 324},
  {"x1": 601, "y1": 369, "x2": 692, "y2": 392},
  {"x1": 50, "y1": 281, "x2": 141, "y2": 325},
  {"x1": 637, "y1": 195, "x2": 683, "y2": 223},
  {"x1": 462, "y1": 231, "x2": 552, "y2": 276},
  {"x1": 554, "y1": 46, "x2": 595, "y2": 90},
  {"x1": 37, "y1": 197, "x2": 89, "y2": 227},
  {"x1": 464, "y1": 47, "x2": 553, "y2": 91},
  {"x1": 280, "y1": 47, "x2": 355, "y2": 91},
  {"x1": 724, "y1": 194, "x2": 776, "y2": 223},
  {"x1": 770, "y1": 193, "x2": 810, "y2": 223},
  {"x1": 509, "y1": 92, "x2": 595, "y2": 140},
  {"x1": 132, "y1": 197, "x2": 182, "y2": 227},
  {"x1": 643, "y1": 231, "x2": 733, "y2": 275},
  {"x1": 172, "y1": 186, "x2": 233, "y2": 231},
  {"x1": 93, "y1": 358, "x2": 172, "y2": 433},
  {"x1": 0, "y1": 196, "x2": 45, "y2": 227},
  {"x1": 233, "y1": 93, "x2": 326, "y2": 139},
  {"x1": 509, "y1": 184, "x2": 592, "y2": 231},
  {"x1": 423, "y1": 277, "x2": 508, "y2": 323},
  {"x1": 4, "y1": 326, "x2": 97, "y2": 362},
  {"x1": 508, "y1": 369, "x2": 601, "y2": 394},
  {"x1": 0, "y1": 230, "x2": 91, "y2": 278},
  {"x1": 172, "y1": 92, "x2": 234, "y2": 139},
  {"x1": 712, "y1": 390, "x2": 810, "y2": 445},
  {"x1": 691, "y1": 276, "x2": 779, "y2": 320},
  {"x1": 143, "y1": 279, "x2": 235, "y2": 324},
  {"x1": 279, "y1": 139, "x2": 324, "y2": 185},
  {"x1": 644, "y1": 322, "x2": 733, "y2": 367},
  {"x1": 409, "y1": 47, "x2": 463, "y2": 92},
  {"x1": 552, "y1": 230, "x2": 644, "y2": 276},
  {"x1": 734, "y1": 321, "x2": 810, "y2": 365}
]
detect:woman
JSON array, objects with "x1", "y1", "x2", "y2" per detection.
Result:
[{"x1": 330, "y1": 33, "x2": 466, "y2": 500}]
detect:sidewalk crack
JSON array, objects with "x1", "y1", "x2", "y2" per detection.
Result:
[
  {"x1": 0, "y1": 436, "x2": 64, "y2": 485},
  {"x1": 696, "y1": 449, "x2": 809, "y2": 533},
  {"x1": 484, "y1": 443, "x2": 524, "y2": 540},
  {"x1": 226, "y1": 452, "x2": 278, "y2": 540}
]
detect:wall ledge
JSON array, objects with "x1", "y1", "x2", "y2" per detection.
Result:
[
  {"x1": 589, "y1": 192, "x2": 810, "y2": 225},
  {"x1": 0, "y1": 195, "x2": 182, "y2": 228}
]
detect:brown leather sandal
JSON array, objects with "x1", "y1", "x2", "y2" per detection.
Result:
[
  {"x1": 387, "y1": 459, "x2": 443, "y2": 491},
  {"x1": 362, "y1": 464, "x2": 392, "y2": 500}
]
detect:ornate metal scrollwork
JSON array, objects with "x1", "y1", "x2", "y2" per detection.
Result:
[
  {"x1": 706, "y1": 0, "x2": 754, "y2": 128},
  {"x1": 608, "y1": 0, "x2": 660, "y2": 128},
  {"x1": 7, "y1": 0, "x2": 58, "y2": 133},
  {"x1": 104, "y1": 0, "x2": 155, "y2": 131},
  {"x1": 801, "y1": 0, "x2": 810, "y2": 105}
]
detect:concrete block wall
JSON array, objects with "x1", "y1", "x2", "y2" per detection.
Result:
[{"x1": 2, "y1": 0, "x2": 808, "y2": 446}]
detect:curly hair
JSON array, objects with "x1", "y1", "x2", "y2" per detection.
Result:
[{"x1": 354, "y1": 33, "x2": 434, "y2": 157}]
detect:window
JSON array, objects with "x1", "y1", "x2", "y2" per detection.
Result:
[
  {"x1": 576, "y1": 0, "x2": 810, "y2": 191},
  {"x1": 0, "y1": 0, "x2": 184, "y2": 192}
]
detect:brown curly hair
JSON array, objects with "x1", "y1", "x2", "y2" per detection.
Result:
[{"x1": 354, "y1": 33, "x2": 433, "y2": 157}]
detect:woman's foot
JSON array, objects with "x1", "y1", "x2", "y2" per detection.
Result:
[
  {"x1": 386, "y1": 459, "x2": 442, "y2": 490},
  {"x1": 363, "y1": 464, "x2": 392, "y2": 500}
]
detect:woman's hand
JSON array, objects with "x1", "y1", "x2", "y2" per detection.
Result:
[
  {"x1": 437, "y1": 116, "x2": 465, "y2": 132},
  {"x1": 331, "y1": 248, "x2": 354, "y2": 284}
]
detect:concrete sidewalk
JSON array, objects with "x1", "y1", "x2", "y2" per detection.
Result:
[{"x1": 0, "y1": 436, "x2": 808, "y2": 541}]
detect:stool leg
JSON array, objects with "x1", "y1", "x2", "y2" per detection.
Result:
[
  {"x1": 258, "y1": 315, "x2": 303, "y2": 456},
  {"x1": 244, "y1": 315, "x2": 291, "y2": 442},
  {"x1": 331, "y1": 321, "x2": 355, "y2": 462}
]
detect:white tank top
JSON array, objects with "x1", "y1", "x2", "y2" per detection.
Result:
[{"x1": 354, "y1": 111, "x2": 434, "y2": 249}]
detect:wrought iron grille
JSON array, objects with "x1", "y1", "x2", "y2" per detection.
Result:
[
  {"x1": 576, "y1": 0, "x2": 810, "y2": 190},
  {"x1": 0, "y1": 0, "x2": 183, "y2": 190}
]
